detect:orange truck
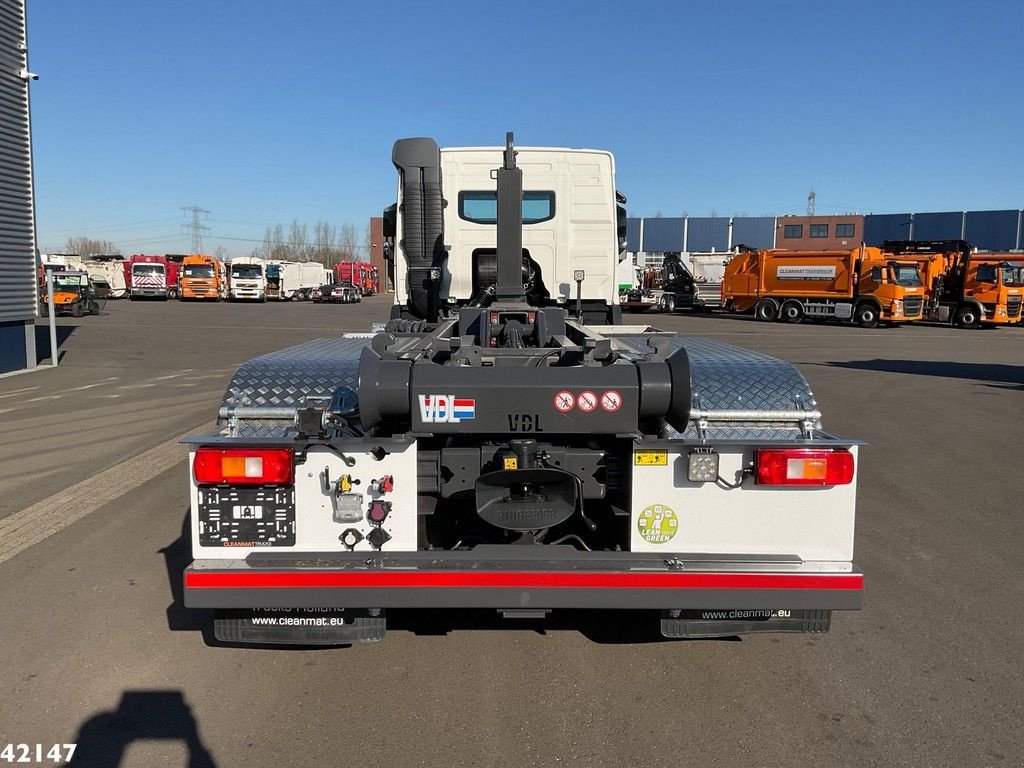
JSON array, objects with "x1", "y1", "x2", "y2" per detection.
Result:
[
  {"x1": 180, "y1": 255, "x2": 226, "y2": 301},
  {"x1": 721, "y1": 246, "x2": 925, "y2": 327},
  {"x1": 884, "y1": 240, "x2": 1024, "y2": 327}
]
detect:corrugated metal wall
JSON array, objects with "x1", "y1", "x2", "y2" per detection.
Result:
[
  {"x1": 625, "y1": 217, "x2": 642, "y2": 252},
  {"x1": 731, "y1": 217, "x2": 776, "y2": 249},
  {"x1": 963, "y1": 210, "x2": 1019, "y2": 250},
  {"x1": 641, "y1": 217, "x2": 684, "y2": 252},
  {"x1": 911, "y1": 211, "x2": 964, "y2": 241},
  {"x1": 684, "y1": 217, "x2": 729, "y2": 252},
  {"x1": 0, "y1": 0, "x2": 36, "y2": 330},
  {"x1": 863, "y1": 214, "x2": 913, "y2": 245}
]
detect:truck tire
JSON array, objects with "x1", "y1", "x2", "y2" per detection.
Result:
[
  {"x1": 665, "y1": 295, "x2": 675, "y2": 313},
  {"x1": 854, "y1": 302, "x2": 879, "y2": 328},
  {"x1": 754, "y1": 298, "x2": 778, "y2": 322},
  {"x1": 40, "y1": 301, "x2": 48, "y2": 317},
  {"x1": 71, "y1": 301, "x2": 84, "y2": 318},
  {"x1": 780, "y1": 300, "x2": 804, "y2": 324},
  {"x1": 954, "y1": 305, "x2": 980, "y2": 329}
]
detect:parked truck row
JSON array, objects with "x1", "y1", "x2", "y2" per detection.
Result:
[
  {"x1": 623, "y1": 242, "x2": 1024, "y2": 328},
  {"x1": 38, "y1": 254, "x2": 382, "y2": 306}
]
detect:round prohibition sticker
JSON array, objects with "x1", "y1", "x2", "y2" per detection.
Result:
[{"x1": 637, "y1": 503, "x2": 678, "y2": 544}]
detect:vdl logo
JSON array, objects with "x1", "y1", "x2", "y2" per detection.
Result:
[{"x1": 418, "y1": 394, "x2": 476, "y2": 423}]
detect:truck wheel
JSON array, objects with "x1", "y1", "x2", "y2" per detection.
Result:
[
  {"x1": 40, "y1": 301, "x2": 49, "y2": 317},
  {"x1": 954, "y1": 305, "x2": 980, "y2": 329},
  {"x1": 665, "y1": 295, "x2": 675, "y2": 313},
  {"x1": 71, "y1": 301, "x2": 84, "y2": 318},
  {"x1": 854, "y1": 303, "x2": 878, "y2": 328},
  {"x1": 780, "y1": 300, "x2": 804, "y2": 324},
  {"x1": 754, "y1": 298, "x2": 778, "y2": 322}
]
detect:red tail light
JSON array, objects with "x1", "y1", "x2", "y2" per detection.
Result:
[
  {"x1": 193, "y1": 448, "x2": 294, "y2": 485},
  {"x1": 755, "y1": 449, "x2": 854, "y2": 486}
]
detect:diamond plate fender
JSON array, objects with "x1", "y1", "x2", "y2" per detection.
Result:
[{"x1": 219, "y1": 336, "x2": 371, "y2": 437}]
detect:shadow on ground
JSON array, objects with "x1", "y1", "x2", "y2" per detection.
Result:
[
  {"x1": 69, "y1": 690, "x2": 217, "y2": 767},
  {"x1": 34, "y1": 323, "x2": 76, "y2": 364},
  {"x1": 824, "y1": 359, "x2": 1024, "y2": 387}
]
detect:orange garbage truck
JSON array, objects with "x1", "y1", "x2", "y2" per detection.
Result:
[
  {"x1": 884, "y1": 240, "x2": 1024, "y2": 328},
  {"x1": 180, "y1": 255, "x2": 226, "y2": 301},
  {"x1": 721, "y1": 246, "x2": 925, "y2": 327}
]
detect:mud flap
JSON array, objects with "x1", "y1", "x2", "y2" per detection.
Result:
[
  {"x1": 660, "y1": 609, "x2": 831, "y2": 638},
  {"x1": 213, "y1": 609, "x2": 386, "y2": 645}
]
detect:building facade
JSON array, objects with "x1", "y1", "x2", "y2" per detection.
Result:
[
  {"x1": 774, "y1": 215, "x2": 864, "y2": 251},
  {"x1": 0, "y1": 0, "x2": 37, "y2": 374}
]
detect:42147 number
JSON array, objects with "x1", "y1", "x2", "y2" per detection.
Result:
[{"x1": 1, "y1": 745, "x2": 77, "y2": 764}]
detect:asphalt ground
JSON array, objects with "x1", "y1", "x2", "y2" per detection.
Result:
[{"x1": 1, "y1": 296, "x2": 1021, "y2": 767}]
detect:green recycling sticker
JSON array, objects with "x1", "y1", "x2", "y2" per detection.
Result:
[{"x1": 637, "y1": 504, "x2": 678, "y2": 544}]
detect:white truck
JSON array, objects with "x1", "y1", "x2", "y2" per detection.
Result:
[
  {"x1": 228, "y1": 256, "x2": 266, "y2": 302},
  {"x1": 182, "y1": 134, "x2": 863, "y2": 645}
]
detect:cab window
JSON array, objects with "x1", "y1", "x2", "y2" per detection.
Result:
[
  {"x1": 458, "y1": 191, "x2": 555, "y2": 225},
  {"x1": 975, "y1": 264, "x2": 998, "y2": 283}
]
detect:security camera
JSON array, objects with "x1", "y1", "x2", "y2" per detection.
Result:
[{"x1": 18, "y1": 69, "x2": 38, "y2": 81}]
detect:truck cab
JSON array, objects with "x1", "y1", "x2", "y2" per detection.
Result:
[
  {"x1": 884, "y1": 240, "x2": 1024, "y2": 327},
  {"x1": 229, "y1": 258, "x2": 267, "y2": 302},
  {"x1": 862, "y1": 259, "x2": 926, "y2": 323},
  {"x1": 129, "y1": 255, "x2": 169, "y2": 300},
  {"x1": 180, "y1": 256, "x2": 224, "y2": 301},
  {"x1": 387, "y1": 140, "x2": 626, "y2": 323}
]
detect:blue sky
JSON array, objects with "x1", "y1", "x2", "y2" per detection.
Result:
[{"x1": 29, "y1": 0, "x2": 1023, "y2": 256}]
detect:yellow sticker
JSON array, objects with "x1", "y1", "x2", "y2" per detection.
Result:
[
  {"x1": 503, "y1": 456, "x2": 519, "y2": 470},
  {"x1": 633, "y1": 450, "x2": 668, "y2": 466}
]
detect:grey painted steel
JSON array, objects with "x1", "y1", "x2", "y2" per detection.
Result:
[
  {"x1": 613, "y1": 335, "x2": 818, "y2": 424},
  {"x1": 911, "y1": 211, "x2": 964, "y2": 241},
  {"x1": 863, "y1": 213, "x2": 912, "y2": 245},
  {"x1": 217, "y1": 332, "x2": 818, "y2": 440},
  {"x1": 0, "y1": 0, "x2": 37, "y2": 334},
  {"x1": 495, "y1": 133, "x2": 524, "y2": 301},
  {"x1": 641, "y1": 217, "x2": 685, "y2": 252},
  {"x1": 625, "y1": 217, "x2": 642, "y2": 252},
  {"x1": 963, "y1": 210, "x2": 1019, "y2": 251},
  {"x1": 731, "y1": 217, "x2": 776, "y2": 249},
  {"x1": 185, "y1": 583, "x2": 862, "y2": 611},
  {"x1": 685, "y1": 217, "x2": 730, "y2": 253}
]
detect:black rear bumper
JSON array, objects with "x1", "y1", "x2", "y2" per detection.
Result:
[{"x1": 184, "y1": 550, "x2": 863, "y2": 612}]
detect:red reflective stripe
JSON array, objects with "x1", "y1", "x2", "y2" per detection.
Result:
[{"x1": 186, "y1": 571, "x2": 863, "y2": 591}]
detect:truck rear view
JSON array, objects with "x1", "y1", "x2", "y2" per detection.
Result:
[{"x1": 182, "y1": 135, "x2": 864, "y2": 646}]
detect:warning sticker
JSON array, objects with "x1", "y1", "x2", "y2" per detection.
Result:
[
  {"x1": 577, "y1": 391, "x2": 598, "y2": 413},
  {"x1": 601, "y1": 390, "x2": 622, "y2": 412},
  {"x1": 637, "y1": 504, "x2": 678, "y2": 545},
  {"x1": 633, "y1": 450, "x2": 668, "y2": 466},
  {"x1": 553, "y1": 391, "x2": 575, "y2": 413}
]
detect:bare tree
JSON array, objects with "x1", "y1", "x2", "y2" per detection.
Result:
[
  {"x1": 338, "y1": 223, "x2": 359, "y2": 261},
  {"x1": 288, "y1": 219, "x2": 309, "y2": 261},
  {"x1": 313, "y1": 220, "x2": 337, "y2": 264},
  {"x1": 213, "y1": 245, "x2": 229, "y2": 261},
  {"x1": 65, "y1": 236, "x2": 120, "y2": 256},
  {"x1": 270, "y1": 224, "x2": 288, "y2": 261}
]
